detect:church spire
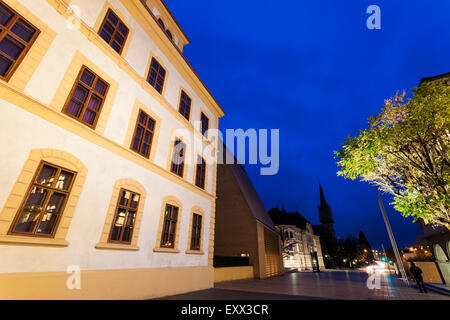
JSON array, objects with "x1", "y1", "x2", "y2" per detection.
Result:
[
  {"x1": 317, "y1": 182, "x2": 334, "y2": 225},
  {"x1": 319, "y1": 182, "x2": 327, "y2": 205}
]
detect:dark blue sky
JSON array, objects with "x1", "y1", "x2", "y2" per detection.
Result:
[{"x1": 166, "y1": 0, "x2": 450, "y2": 249}]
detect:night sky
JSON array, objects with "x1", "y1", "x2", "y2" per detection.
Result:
[{"x1": 165, "y1": 0, "x2": 450, "y2": 250}]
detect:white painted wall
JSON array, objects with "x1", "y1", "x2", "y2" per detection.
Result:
[{"x1": 0, "y1": 101, "x2": 211, "y2": 273}]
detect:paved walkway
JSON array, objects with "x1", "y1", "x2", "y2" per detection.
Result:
[{"x1": 160, "y1": 271, "x2": 450, "y2": 300}]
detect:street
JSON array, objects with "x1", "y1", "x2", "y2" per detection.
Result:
[{"x1": 159, "y1": 271, "x2": 450, "y2": 300}]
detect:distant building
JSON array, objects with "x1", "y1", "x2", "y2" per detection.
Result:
[
  {"x1": 268, "y1": 207, "x2": 325, "y2": 271},
  {"x1": 214, "y1": 145, "x2": 283, "y2": 279},
  {"x1": 313, "y1": 183, "x2": 338, "y2": 268}
]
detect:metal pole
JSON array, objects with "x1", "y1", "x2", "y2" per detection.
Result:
[{"x1": 377, "y1": 192, "x2": 409, "y2": 285}]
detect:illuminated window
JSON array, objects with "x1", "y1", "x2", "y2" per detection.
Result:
[
  {"x1": 160, "y1": 204, "x2": 178, "y2": 248},
  {"x1": 0, "y1": 0, "x2": 39, "y2": 81},
  {"x1": 98, "y1": 9, "x2": 129, "y2": 54},
  {"x1": 190, "y1": 213, "x2": 202, "y2": 250},
  {"x1": 63, "y1": 66, "x2": 109, "y2": 128},
  {"x1": 109, "y1": 188, "x2": 140, "y2": 243},
  {"x1": 9, "y1": 161, "x2": 76, "y2": 237}
]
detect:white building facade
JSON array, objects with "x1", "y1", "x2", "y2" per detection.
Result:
[
  {"x1": 0, "y1": 0, "x2": 224, "y2": 299},
  {"x1": 278, "y1": 224, "x2": 325, "y2": 271}
]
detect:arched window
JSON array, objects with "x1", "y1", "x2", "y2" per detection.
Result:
[
  {"x1": 95, "y1": 178, "x2": 147, "y2": 250},
  {"x1": 154, "y1": 196, "x2": 183, "y2": 253},
  {"x1": 0, "y1": 149, "x2": 87, "y2": 246}
]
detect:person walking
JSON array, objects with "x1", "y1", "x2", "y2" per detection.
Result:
[{"x1": 409, "y1": 261, "x2": 427, "y2": 293}]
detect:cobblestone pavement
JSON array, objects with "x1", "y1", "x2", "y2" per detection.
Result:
[{"x1": 160, "y1": 271, "x2": 450, "y2": 300}]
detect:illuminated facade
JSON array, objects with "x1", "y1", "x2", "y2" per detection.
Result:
[
  {"x1": 0, "y1": 0, "x2": 224, "y2": 299},
  {"x1": 278, "y1": 224, "x2": 325, "y2": 271}
]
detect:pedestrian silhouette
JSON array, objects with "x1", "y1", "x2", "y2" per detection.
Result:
[{"x1": 409, "y1": 261, "x2": 427, "y2": 293}]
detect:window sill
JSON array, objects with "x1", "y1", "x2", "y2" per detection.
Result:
[
  {"x1": 185, "y1": 250, "x2": 204, "y2": 255},
  {"x1": 153, "y1": 247, "x2": 180, "y2": 254},
  {"x1": 0, "y1": 235, "x2": 69, "y2": 247},
  {"x1": 95, "y1": 242, "x2": 139, "y2": 251}
]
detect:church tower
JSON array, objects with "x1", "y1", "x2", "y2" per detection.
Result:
[{"x1": 317, "y1": 183, "x2": 336, "y2": 241}]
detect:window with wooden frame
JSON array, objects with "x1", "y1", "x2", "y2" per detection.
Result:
[
  {"x1": 9, "y1": 161, "x2": 76, "y2": 237},
  {"x1": 178, "y1": 90, "x2": 191, "y2": 121},
  {"x1": 190, "y1": 213, "x2": 202, "y2": 250},
  {"x1": 108, "y1": 188, "x2": 140, "y2": 244},
  {"x1": 0, "y1": 1, "x2": 40, "y2": 81},
  {"x1": 200, "y1": 112, "x2": 209, "y2": 137},
  {"x1": 170, "y1": 138, "x2": 186, "y2": 177},
  {"x1": 63, "y1": 66, "x2": 109, "y2": 128},
  {"x1": 98, "y1": 8, "x2": 129, "y2": 55},
  {"x1": 130, "y1": 110, "x2": 155, "y2": 158},
  {"x1": 160, "y1": 204, "x2": 178, "y2": 248},
  {"x1": 195, "y1": 156, "x2": 206, "y2": 189},
  {"x1": 147, "y1": 57, "x2": 166, "y2": 94}
]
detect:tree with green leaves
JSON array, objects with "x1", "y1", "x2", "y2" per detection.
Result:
[{"x1": 335, "y1": 77, "x2": 450, "y2": 228}]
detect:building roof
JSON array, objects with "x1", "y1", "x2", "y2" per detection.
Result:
[
  {"x1": 268, "y1": 207, "x2": 310, "y2": 231},
  {"x1": 220, "y1": 144, "x2": 278, "y2": 233},
  {"x1": 159, "y1": 0, "x2": 190, "y2": 43}
]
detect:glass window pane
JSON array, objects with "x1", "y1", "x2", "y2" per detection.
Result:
[
  {"x1": 80, "y1": 69, "x2": 94, "y2": 86},
  {"x1": 111, "y1": 41, "x2": 121, "y2": 53},
  {"x1": 36, "y1": 165, "x2": 58, "y2": 186},
  {"x1": 131, "y1": 136, "x2": 141, "y2": 151},
  {"x1": 107, "y1": 11, "x2": 119, "y2": 26},
  {"x1": 0, "y1": 35, "x2": 24, "y2": 59},
  {"x1": 147, "y1": 118, "x2": 155, "y2": 131},
  {"x1": 114, "y1": 209, "x2": 126, "y2": 227},
  {"x1": 55, "y1": 171, "x2": 74, "y2": 190},
  {"x1": 72, "y1": 85, "x2": 88, "y2": 102},
  {"x1": 87, "y1": 95, "x2": 101, "y2": 111},
  {"x1": 36, "y1": 193, "x2": 66, "y2": 234},
  {"x1": 143, "y1": 131, "x2": 151, "y2": 144},
  {"x1": 171, "y1": 207, "x2": 178, "y2": 220},
  {"x1": 45, "y1": 192, "x2": 66, "y2": 214},
  {"x1": 94, "y1": 79, "x2": 108, "y2": 96},
  {"x1": 119, "y1": 190, "x2": 131, "y2": 206},
  {"x1": 141, "y1": 144, "x2": 149, "y2": 156},
  {"x1": 13, "y1": 187, "x2": 48, "y2": 233},
  {"x1": 130, "y1": 194, "x2": 139, "y2": 209},
  {"x1": 0, "y1": 3, "x2": 14, "y2": 26},
  {"x1": 138, "y1": 112, "x2": 147, "y2": 125},
  {"x1": 11, "y1": 19, "x2": 36, "y2": 42},
  {"x1": 118, "y1": 22, "x2": 128, "y2": 36},
  {"x1": 114, "y1": 32, "x2": 124, "y2": 45},
  {"x1": 103, "y1": 21, "x2": 115, "y2": 35},
  {"x1": 99, "y1": 30, "x2": 111, "y2": 43},
  {"x1": 66, "y1": 99, "x2": 83, "y2": 118},
  {"x1": 0, "y1": 54, "x2": 13, "y2": 76},
  {"x1": 82, "y1": 108, "x2": 96, "y2": 125}
]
